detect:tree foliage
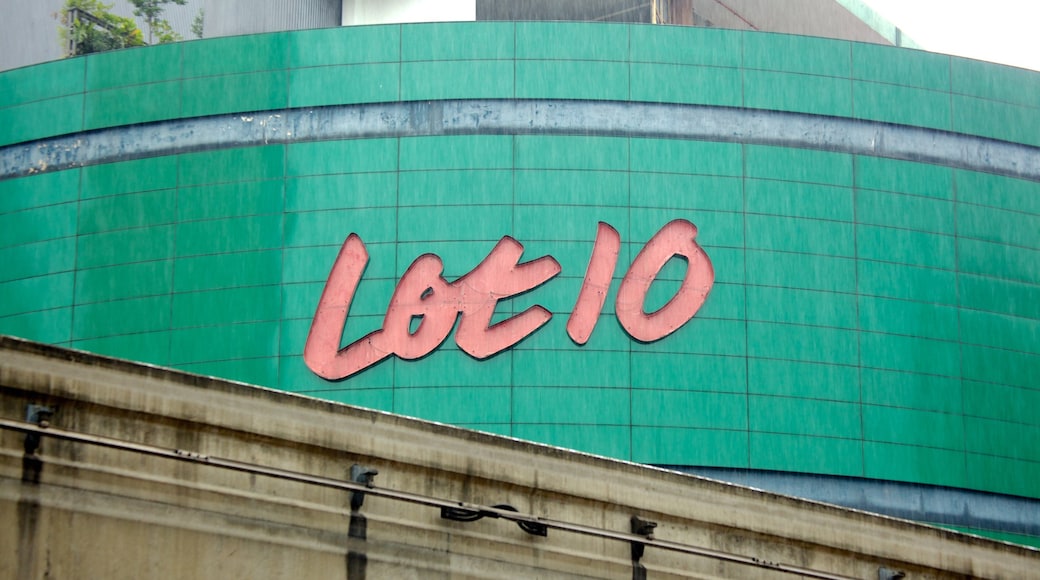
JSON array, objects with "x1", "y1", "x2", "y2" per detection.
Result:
[
  {"x1": 129, "y1": 0, "x2": 186, "y2": 44},
  {"x1": 60, "y1": 0, "x2": 144, "y2": 57},
  {"x1": 191, "y1": 8, "x2": 204, "y2": 39}
]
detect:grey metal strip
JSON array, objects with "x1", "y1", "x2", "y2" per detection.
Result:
[
  {"x1": 674, "y1": 466, "x2": 1040, "y2": 540},
  {"x1": 2, "y1": 99, "x2": 1039, "y2": 182}
]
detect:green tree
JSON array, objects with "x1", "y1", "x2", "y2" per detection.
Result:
[
  {"x1": 190, "y1": 8, "x2": 204, "y2": 39},
  {"x1": 59, "y1": 0, "x2": 144, "y2": 57},
  {"x1": 129, "y1": 0, "x2": 186, "y2": 44}
]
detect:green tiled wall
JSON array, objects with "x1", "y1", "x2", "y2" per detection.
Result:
[{"x1": 2, "y1": 23, "x2": 1040, "y2": 508}]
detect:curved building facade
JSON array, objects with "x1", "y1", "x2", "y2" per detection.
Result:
[{"x1": 2, "y1": 22, "x2": 1039, "y2": 545}]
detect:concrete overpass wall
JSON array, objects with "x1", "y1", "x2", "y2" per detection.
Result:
[{"x1": 2, "y1": 335, "x2": 1037, "y2": 579}]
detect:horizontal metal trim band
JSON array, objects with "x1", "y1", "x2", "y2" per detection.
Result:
[
  {"x1": 2, "y1": 99, "x2": 1039, "y2": 182},
  {"x1": 673, "y1": 466, "x2": 1040, "y2": 539}
]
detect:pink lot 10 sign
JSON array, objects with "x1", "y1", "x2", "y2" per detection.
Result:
[{"x1": 305, "y1": 220, "x2": 714, "y2": 380}]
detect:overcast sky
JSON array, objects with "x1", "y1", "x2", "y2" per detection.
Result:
[{"x1": 862, "y1": 0, "x2": 1040, "y2": 71}]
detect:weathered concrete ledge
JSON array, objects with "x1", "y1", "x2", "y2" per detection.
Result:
[
  {"x1": 2, "y1": 100, "x2": 1039, "y2": 182},
  {"x1": 1, "y1": 335, "x2": 1036, "y2": 579}
]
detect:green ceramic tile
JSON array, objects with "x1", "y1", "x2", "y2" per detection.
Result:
[
  {"x1": 515, "y1": 60, "x2": 629, "y2": 100},
  {"x1": 857, "y1": 260, "x2": 957, "y2": 305},
  {"x1": 857, "y1": 225, "x2": 955, "y2": 270},
  {"x1": 79, "y1": 189, "x2": 176, "y2": 234},
  {"x1": 516, "y1": 135, "x2": 628, "y2": 170},
  {"x1": 630, "y1": 316, "x2": 746, "y2": 357},
  {"x1": 0, "y1": 237, "x2": 76, "y2": 283},
  {"x1": 863, "y1": 442, "x2": 966, "y2": 488},
  {"x1": 748, "y1": 322, "x2": 857, "y2": 366},
  {"x1": 402, "y1": 21, "x2": 514, "y2": 61},
  {"x1": 280, "y1": 281, "x2": 328, "y2": 318},
  {"x1": 402, "y1": 59, "x2": 513, "y2": 100},
  {"x1": 86, "y1": 42, "x2": 181, "y2": 90},
  {"x1": 0, "y1": 272, "x2": 74, "y2": 318},
  {"x1": 750, "y1": 396, "x2": 860, "y2": 438},
  {"x1": 955, "y1": 169, "x2": 1040, "y2": 215},
  {"x1": 400, "y1": 135, "x2": 512, "y2": 170},
  {"x1": 182, "y1": 70, "x2": 289, "y2": 117},
  {"x1": 962, "y1": 345, "x2": 1040, "y2": 390},
  {"x1": 74, "y1": 260, "x2": 173, "y2": 303},
  {"x1": 173, "y1": 249, "x2": 281, "y2": 292},
  {"x1": 632, "y1": 427, "x2": 748, "y2": 466},
  {"x1": 515, "y1": 386, "x2": 630, "y2": 425},
  {"x1": 284, "y1": 207, "x2": 396, "y2": 247},
  {"x1": 76, "y1": 225, "x2": 174, "y2": 269},
  {"x1": 82, "y1": 156, "x2": 178, "y2": 198},
  {"x1": 861, "y1": 368, "x2": 962, "y2": 414},
  {"x1": 852, "y1": 42, "x2": 949, "y2": 91},
  {"x1": 964, "y1": 380, "x2": 1040, "y2": 427},
  {"x1": 0, "y1": 169, "x2": 79, "y2": 214},
  {"x1": 864, "y1": 405, "x2": 964, "y2": 449},
  {"x1": 398, "y1": 169, "x2": 511, "y2": 207},
  {"x1": 180, "y1": 179, "x2": 284, "y2": 221},
  {"x1": 965, "y1": 453, "x2": 1040, "y2": 501},
  {"x1": 746, "y1": 214, "x2": 855, "y2": 257},
  {"x1": 958, "y1": 203, "x2": 1040, "y2": 250},
  {"x1": 750, "y1": 432, "x2": 863, "y2": 477},
  {"x1": 743, "y1": 32, "x2": 851, "y2": 77},
  {"x1": 746, "y1": 146, "x2": 852, "y2": 186},
  {"x1": 748, "y1": 359, "x2": 859, "y2": 402},
  {"x1": 183, "y1": 33, "x2": 288, "y2": 77},
  {"x1": 855, "y1": 189, "x2": 953, "y2": 234},
  {"x1": 514, "y1": 170, "x2": 626, "y2": 207},
  {"x1": 0, "y1": 204, "x2": 76, "y2": 248},
  {"x1": 746, "y1": 180, "x2": 853, "y2": 222},
  {"x1": 951, "y1": 57, "x2": 1040, "y2": 107},
  {"x1": 395, "y1": 386, "x2": 512, "y2": 423},
  {"x1": 853, "y1": 80, "x2": 950, "y2": 130},
  {"x1": 169, "y1": 320, "x2": 279, "y2": 364},
  {"x1": 959, "y1": 274, "x2": 1040, "y2": 319},
  {"x1": 631, "y1": 352, "x2": 747, "y2": 392},
  {"x1": 513, "y1": 205, "x2": 629, "y2": 243},
  {"x1": 958, "y1": 238, "x2": 1040, "y2": 285},
  {"x1": 744, "y1": 69, "x2": 852, "y2": 117},
  {"x1": 860, "y1": 332, "x2": 960, "y2": 377},
  {"x1": 180, "y1": 145, "x2": 284, "y2": 186},
  {"x1": 175, "y1": 214, "x2": 283, "y2": 257},
  {"x1": 72, "y1": 295, "x2": 170, "y2": 340},
  {"x1": 72, "y1": 330, "x2": 170, "y2": 366},
  {"x1": 397, "y1": 204, "x2": 510, "y2": 242},
  {"x1": 290, "y1": 63, "x2": 399, "y2": 107},
  {"x1": 0, "y1": 307, "x2": 72, "y2": 344},
  {"x1": 513, "y1": 349, "x2": 629, "y2": 388},
  {"x1": 287, "y1": 173, "x2": 396, "y2": 211},
  {"x1": 630, "y1": 206, "x2": 743, "y2": 247},
  {"x1": 630, "y1": 138, "x2": 742, "y2": 176},
  {"x1": 746, "y1": 286, "x2": 857, "y2": 329},
  {"x1": 512, "y1": 424, "x2": 631, "y2": 459},
  {"x1": 633, "y1": 390, "x2": 745, "y2": 430},
  {"x1": 84, "y1": 80, "x2": 181, "y2": 129},
  {"x1": 172, "y1": 285, "x2": 281, "y2": 328},
  {"x1": 965, "y1": 417, "x2": 1040, "y2": 463},
  {"x1": 516, "y1": 21, "x2": 628, "y2": 61},
  {"x1": 952, "y1": 94, "x2": 1040, "y2": 147},
  {"x1": 289, "y1": 25, "x2": 399, "y2": 68},
  {"x1": 632, "y1": 173, "x2": 743, "y2": 212},
  {"x1": 858, "y1": 296, "x2": 958, "y2": 341},
  {"x1": 0, "y1": 94, "x2": 82, "y2": 147},
  {"x1": 855, "y1": 156, "x2": 953, "y2": 199},
  {"x1": 746, "y1": 250, "x2": 857, "y2": 293},
  {"x1": 961, "y1": 309, "x2": 1040, "y2": 354},
  {"x1": 630, "y1": 24, "x2": 740, "y2": 67},
  {"x1": 0, "y1": 58, "x2": 84, "y2": 108},
  {"x1": 287, "y1": 138, "x2": 397, "y2": 176},
  {"x1": 630, "y1": 62, "x2": 742, "y2": 106}
]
